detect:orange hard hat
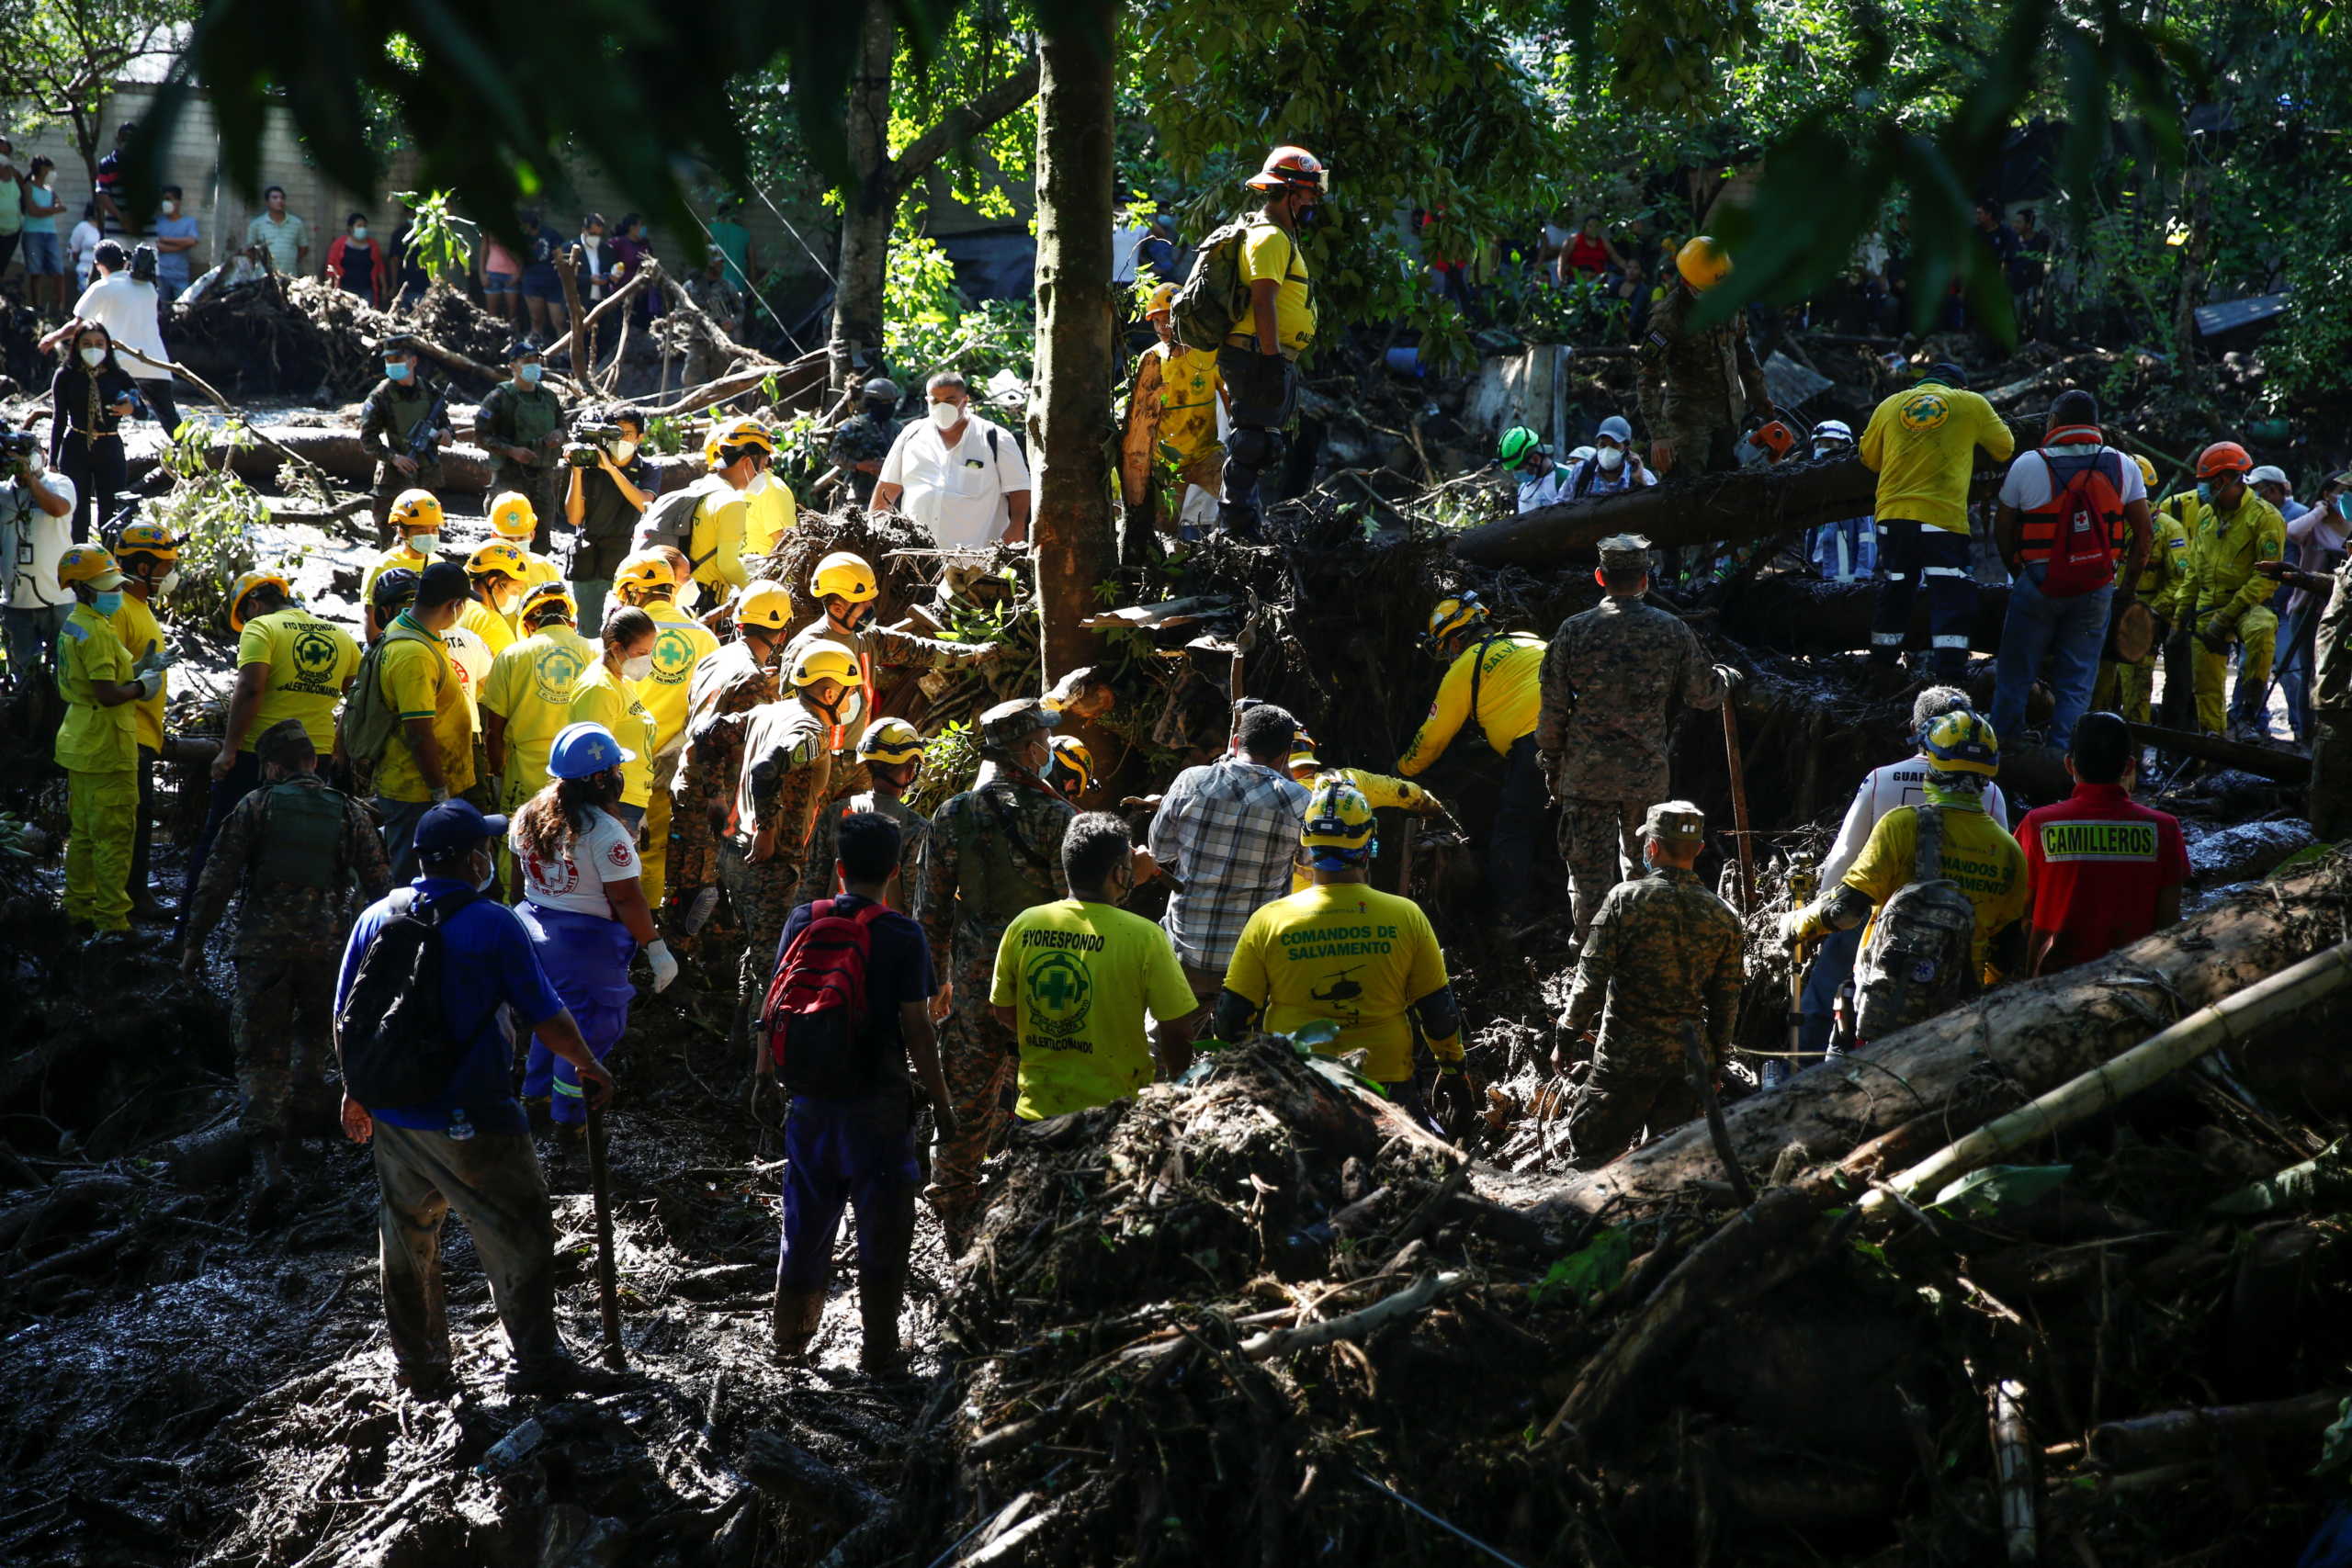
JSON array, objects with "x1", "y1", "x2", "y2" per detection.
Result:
[
  {"x1": 2194, "y1": 441, "x2": 2253, "y2": 479},
  {"x1": 1246, "y1": 146, "x2": 1328, "y2": 193}
]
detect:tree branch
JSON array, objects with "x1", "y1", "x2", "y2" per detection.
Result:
[{"x1": 881, "y1": 54, "x2": 1042, "y2": 197}]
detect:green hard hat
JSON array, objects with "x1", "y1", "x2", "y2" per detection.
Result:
[{"x1": 1498, "y1": 426, "x2": 1548, "y2": 471}]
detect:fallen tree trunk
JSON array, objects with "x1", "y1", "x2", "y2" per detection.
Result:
[
  {"x1": 1453, "y1": 417, "x2": 2041, "y2": 569},
  {"x1": 2126, "y1": 721, "x2": 2310, "y2": 785},
  {"x1": 2087, "y1": 1392, "x2": 2345, "y2": 1471},
  {"x1": 125, "y1": 429, "x2": 497, "y2": 495},
  {"x1": 1513, "y1": 852, "x2": 2352, "y2": 1224}
]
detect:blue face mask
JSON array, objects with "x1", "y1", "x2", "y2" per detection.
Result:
[
  {"x1": 518, "y1": 364, "x2": 542, "y2": 385},
  {"x1": 2336, "y1": 494, "x2": 2352, "y2": 523},
  {"x1": 93, "y1": 590, "x2": 124, "y2": 618},
  {"x1": 385, "y1": 360, "x2": 412, "y2": 381},
  {"x1": 2196, "y1": 481, "x2": 2213, "y2": 506}
]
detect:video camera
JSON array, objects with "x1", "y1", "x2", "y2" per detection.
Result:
[
  {"x1": 1, "y1": 430, "x2": 39, "y2": 479},
  {"x1": 564, "y1": 420, "x2": 628, "y2": 468}
]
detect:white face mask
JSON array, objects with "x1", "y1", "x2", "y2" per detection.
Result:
[
  {"x1": 609, "y1": 439, "x2": 639, "y2": 463},
  {"x1": 473, "y1": 849, "x2": 497, "y2": 894},
  {"x1": 80, "y1": 346, "x2": 107, "y2": 367},
  {"x1": 676, "y1": 581, "x2": 702, "y2": 614},
  {"x1": 928, "y1": 400, "x2": 964, "y2": 432},
  {"x1": 582, "y1": 234, "x2": 603, "y2": 251},
  {"x1": 409, "y1": 532, "x2": 439, "y2": 555},
  {"x1": 158, "y1": 569, "x2": 182, "y2": 595},
  {"x1": 622, "y1": 652, "x2": 654, "y2": 682},
  {"x1": 162, "y1": 201, "x2": 178, "y2": 216},
  {"x1": 745, "y1": 471, "x2": 773, "y2": 497},
  {"x1": 1598, "y1": 446, "x2": 1625, "y2": 472}
]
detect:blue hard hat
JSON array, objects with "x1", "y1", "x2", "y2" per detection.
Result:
[{"x1": 548, "y1": 721, "x2": 637, "y2": 780}]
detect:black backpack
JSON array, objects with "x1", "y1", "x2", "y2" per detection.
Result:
[{"x1": 334, "y1": 887, "x2": 481, "y2": 1109}]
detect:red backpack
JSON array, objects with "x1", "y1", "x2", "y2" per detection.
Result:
[
  {"x1": 761, "y1": 897, "x2": 891, "y2": 1096},
  {"x1": 2021, "y1": 446, "x2": 2129, "y2": 598}
]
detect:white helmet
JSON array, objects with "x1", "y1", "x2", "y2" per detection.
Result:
[
  {"x1": 1568, "y1": 445, "x2": 1598, "y2": 466},
  {"x1": 1811, "y1": 419, "x2": 1856, "y2": 456}
]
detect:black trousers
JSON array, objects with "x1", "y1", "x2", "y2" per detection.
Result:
[
  {"x1": 1216, "y1": 346, "x2": 1299, "y2": 522},
  {"x1": 1489, "y1": 735, "x2": 1547, "y2": 913}
]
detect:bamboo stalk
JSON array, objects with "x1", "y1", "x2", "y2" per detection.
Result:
[{"x1": 1871, "y1": 942, "x2": 2352, "y2": 1213}]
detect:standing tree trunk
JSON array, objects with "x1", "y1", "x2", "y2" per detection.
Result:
[
  {"x1": 1030, "y1": 0, "x2": 1118, "y2": 686},
  {"x1": 825, "y1": 5, "x2": 899, "y2": 392}
]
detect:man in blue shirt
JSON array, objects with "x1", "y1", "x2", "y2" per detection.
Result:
[
  {"x1": 768, "y1": 812, "x2": 954, "y2": 1375},
  {"x1": 335, "y1": 799, "x2": 614, "y2": 1399}
]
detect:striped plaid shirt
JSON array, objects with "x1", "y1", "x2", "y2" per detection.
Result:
[{"x1": 1148, "y1": 758, "x2": 1309, "y2": 974}]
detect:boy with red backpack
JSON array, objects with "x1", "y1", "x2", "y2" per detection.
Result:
[
  {"x1": 1989, "y1": 391, "x2": 2153, "y2": 746},
  {"x1": 763, "y1": 811, "x2": 955, "y2": 1374}
]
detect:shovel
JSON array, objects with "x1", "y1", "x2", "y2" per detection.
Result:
[{"x1": 583, "y1": 1098, "x2": 628, "y2": 1371}]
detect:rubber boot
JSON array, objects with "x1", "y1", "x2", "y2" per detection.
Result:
[
  {"x1": 772, "y1": 1286, "x2": 825, "y2": 1364},
  {"x1": 859, "y1": 1274, "x2": 907, "y2": 1377},
  {"x1": 245, "y1": 1135, "x2": 291, "y2": 1228}
]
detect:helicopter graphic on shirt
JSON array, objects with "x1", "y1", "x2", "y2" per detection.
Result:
[{"x1": 1310, "y1": 964, "x2": 1370, "y2": 1022}]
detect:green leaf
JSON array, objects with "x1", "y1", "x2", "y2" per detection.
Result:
[
  {"x1": 1530, "y1": 1226, "x2": 1632, "y2": 1309},
  {"x1": 1930, "y1": 1164, "x2": 2073, "y2": 1218}
]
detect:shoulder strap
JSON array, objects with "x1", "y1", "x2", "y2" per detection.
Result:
[
  {"x1": 1913, "y1": 805, "x2": 1944, "y2": 884},
  {"x1": 979, "y1": 785, "x2": 1057, "y2": 875},
  {"x1": 1464, "y1": 630, "x2": 1505, "y2": 725}
]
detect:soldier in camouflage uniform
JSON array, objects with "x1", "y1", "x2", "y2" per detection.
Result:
[
  {"x1": 666, "y1": 582, "x2": 795, "y2": 934},
  {"x1": 1562, "y1": 800, "x2": 1744, "y2": 1166},
  {"x1": 356, "y1": 336, "x2": 457, "y2": 541},
  {"x1": 1634, "y1": 237, "x2": 1773, "y2": 479},
  {"x1": 718, "y1": 642, "x2": 857, "y2": 1053},
  {"x1": 1536, "y1": 534, "x2": 1732, "y2": 946},
  {"x1": 471, "y1": 343, "x2": 569, "y2": 554},
  {"x1": 827, "y1": 378, "x2": 902, "y2": 508},
  {"x1": 794, "y1": 717, "x2": 931, "y2": 911},
  {"x1": 914, "y1": 699, "x2": 1076, "y2": 1248},
  {"x1": 178, "y1": 719, "x2": 391, "y2": 1212}
]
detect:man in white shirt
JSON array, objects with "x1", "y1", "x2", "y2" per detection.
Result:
[
  {"x1": 2277, "y1": 473, "x2": 2350, "y2": 742},
  {"x1": 1786, "y1": 685, "x2": 2011, "y2": 1076},
  {"x1": 1, "y1": 443, "x2": 81, "y2": 676},
  {"x1": 872, "y1": 370, "x2": 1033, "y2": 548},
  {"x1": 1558, "y1": 414, "x2": 1658, "y2": 501},
  {"x1": 47, "y1": 241, "x2": 184, "y2": 435}
]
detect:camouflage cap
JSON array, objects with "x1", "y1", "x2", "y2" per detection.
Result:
[
  {"x1": 1597, "y1": 533, "x2": 1654, "y2": 572},
  {"x1": 978, "y1": 697, "x2": 1060, "y2": 750},
  {"x1": 1640, "y1": 798, "x2": 1706, "y2": 844},
  {"x1": 255, "y1": 716, "x2": 317, "y2": 767}
]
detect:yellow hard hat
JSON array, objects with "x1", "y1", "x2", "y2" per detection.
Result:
[
  {"x1": 1288, "y1": 732, "x2": 1322, "y2": 775},
  {"x1": 1047, "y1": 735, "x2": 1096, "y2": 797},
  {"x1": 1677, "y1": 235, "x2": 1733, "y2": 291},
  {"x1": 810, "y1": 550, "x2": 877, "y2": 604},
  {"x1": 1424, "y1": 592, "x2": 1489, "y2": 648},
  {"x1": 465, "y1": 540, "x2": 529, "y2": 581},
  {"x1": 58, "y1": 545, "x2": 127, "y2": 591},
  {"x1": 615, "y1": 551, "x2": 675, "y2": 599},
  {"x1": 387, "y1": 489, "x2": 444, "y2": 533},
  {"x1": 1300, "y1": 776, "x2": 1376, "y2": 858},
  {"x1": 1147, "y1": 282, "x2": 1179, "y2": 319},
  {"x1": 2133, "y1": 455, "x2": 2157, "y2": 488},
  {"x1": 704, "y1": 415, "x2": 776, "y2": 467},
  {"x1": 789, "y1": 638, "x2": 860, "y2": 689},
  {"x1": 115, "y1": 520, "x2": 178, "y2": 561},
  {"x1": 486, "y1": 490, "x2": 537, "y2": 539},
  {"x1": 520, "y1": 581, "x2": 577, "y2": 624},
  {"x1": 857, "y1": 716, "x2": 925, "y2": 767},
  {"x1": 227, "y1": 570, "x2": 290, "y2": 630},
  {"x1": 1921, "y1": 709, "x2": 2000, "y2": 778},
  {"x1": 735, "y1": 581, "x2": 794, "y2": 630}
]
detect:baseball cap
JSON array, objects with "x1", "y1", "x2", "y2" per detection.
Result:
[{"x1": 413, "y1": 798, "x2": 508, "y2": 857}]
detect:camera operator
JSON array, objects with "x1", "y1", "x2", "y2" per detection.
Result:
[
  {"x1": 563, "y1": 408, "x2": 652, "y2": 629},
  {"x1": 1, "y1": 430, "x2": 81, "y2": 682},
  {"x1": 357, "y1": 335, "x2": 456, "y2": 541}
]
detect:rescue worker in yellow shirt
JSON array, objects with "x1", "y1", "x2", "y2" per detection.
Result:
[
  {"x1": 615, "y1": 550, "x2": 720, "y2": 908},
  {"x1": 446, "y1": 544, "x2": 524, "y2": 787},
  {"x1": 1216, "y1": 778, "x2": 1477, "y2": 1131},
  {"x1": 109, "y1": 519, "x2": 176, "y2": 918},
  {"x1": 2090, "y1": 454, "x2": 2193, "y2": 724},
  {"x1": 1860, "y1": 364, "x2": 2016, "y2": 683},
  {"x1": 1219, "y1": 145, "x2": 1324, "y2": 538},
  {"x1": 56, "y1": 546, "x2": 160, "y2": 945},
  {"x1": 742, "y1": 445, "x2": 798, "y2": 560},
  {"x1": 483, "y1": 490, "x2": 566, "y2": 619},
  {"x1": 481, "y1": 581, "x2": 595, "y2": 887},
  {"x1": 368, "y1": 560, "x2": 477, "y2": 883},
  {"x1": 570, "y1": 604, "x2": 659, "y2": 843},
  {"x1": 2173, "y1": 440, "x2": 2288, "y2": 739},
  {"x1": 783, "y1": 549, "x2": 998, "y2": 775},
  {"x1": 361, "y1": 489, "x2": 446, "y2": 641},
  {"x1": 1123, "y1": 280, "x2": 1227, "y2": 536},
  {"x1": 1398, "y1": 592, "x2": 1547, "y2": 917},
  {"x1": 1285, "y1": 730, "x2": 1443, "y2": 894},
  {"x1": 633, "y1": 416, "x2": 773, "y2": 598}
]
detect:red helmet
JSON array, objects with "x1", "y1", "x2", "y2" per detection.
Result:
[
  {"x1": 2195, "y1": 440, "x2": 2253, "y2": 479},
  {"x1": 1247, "y1": 146, "x2": 1328, "y2": 193}
]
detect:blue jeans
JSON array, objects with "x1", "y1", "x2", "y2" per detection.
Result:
[
  {"x1": 2274, "y1": 601, "x2": 2320, "y2": 740},
  {"x1": 2, "y1": 603, "x2": 70, "y2": 680},
  {"x1": 1796, "y1": 923, "x2": 1864, "y2": 1057},
  {"x1": 1991, "y1": 568, "x2": 2112, "y2": 748}
]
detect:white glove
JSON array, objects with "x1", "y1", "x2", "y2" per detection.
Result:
[
  {"x1": 683, "y1": 886, "x2": 721, "y2": 934},
  {"x1": 135, "y1": 668, "x2": 164, "y2": 699},
  {"x1": 644, "y1": 939, "x2": 679, "y2": 993}
]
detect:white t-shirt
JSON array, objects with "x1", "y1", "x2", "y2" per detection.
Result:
[
  {"x1": 1996, "y1": 444, "x2": 2147, "y2": 513},
  {"x1": 515, "y1": 805, "x2": 642, "y2": 919},
  {"x1": 73, "y1": 273, "x2": 172, "y2": 383},
  {"x1": 1823, "y1": 758, "x2": 2011, "y2": 884},
  {"x1": 878, "y1": 414, "x2": 1032, "y2": 548},
  {"x1": 6, "y1": 469, "x2": 81, "y2": 609},
  {"x1": 1516, "y1": 467, "x2": 1569, "y2": 513},
  {"x1": 2288, "y1": 502, "x2": 2348, "y2": 615},
  {"x1": 68, "y1": 220, "x2": 101, "y2": 280}
]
